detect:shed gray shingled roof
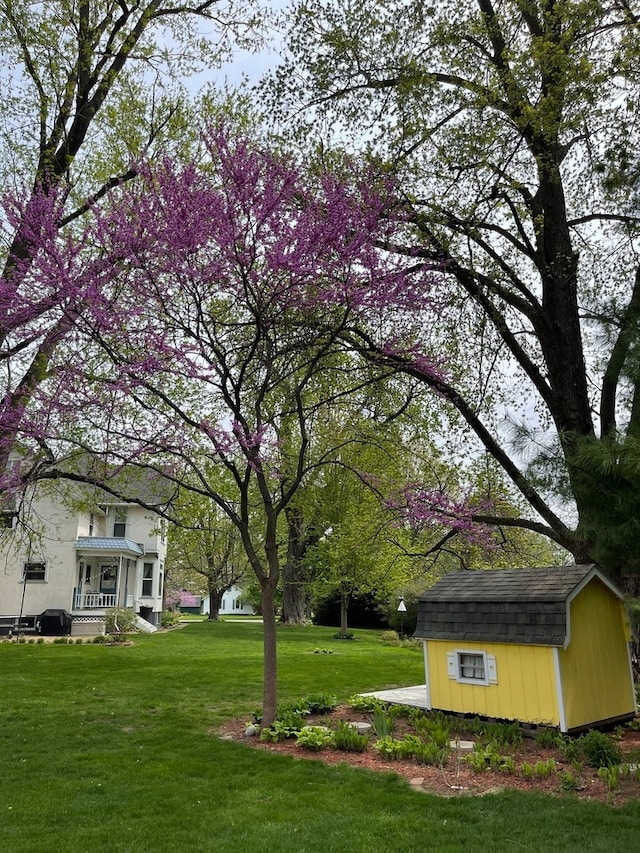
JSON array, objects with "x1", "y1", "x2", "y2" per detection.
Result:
[{"x1": 414, "y1": 565, "x2": 601, "y2": 647}]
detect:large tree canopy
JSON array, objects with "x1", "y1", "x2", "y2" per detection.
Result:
[
  {"x1": 272, "y1": 0, "x2": 640, "y2": 577},
  {"x1": 0, "y1": 0, "x2": 260, "y2": 487}
]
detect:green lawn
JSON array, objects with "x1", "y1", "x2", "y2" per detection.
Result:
[{"x1": 1, "y1": 621, "x2": 639, "y2": 852}]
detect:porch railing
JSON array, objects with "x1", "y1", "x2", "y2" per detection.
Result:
[{"x1": 74, "y1": 592, "x2": 117, "y2": 609}]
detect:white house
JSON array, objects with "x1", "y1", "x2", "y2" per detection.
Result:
[
  {"x1": 0, "y1": 476, "x2": 168, "y2": 635},
  {"x1": 204, "y1": 585, "x2": 255, "y2": 616}
]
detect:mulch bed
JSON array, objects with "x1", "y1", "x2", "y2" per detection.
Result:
[{"x1": 219, "y1": 706, "x2": 640, "y2": 805}]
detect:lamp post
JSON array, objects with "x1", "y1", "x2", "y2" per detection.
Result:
[{"x1": 397, "y1": 595, "x2": 407, "y2": 637}]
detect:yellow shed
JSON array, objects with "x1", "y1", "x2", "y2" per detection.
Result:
[{"x1": 414, "y1": 565, "x2": 636, "y2": 733}]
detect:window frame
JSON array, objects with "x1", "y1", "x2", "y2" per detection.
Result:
[
  {"x1": 113, "y1": 507, "x2": 127, "y2": 538},
  {"x1": 447, "y1": 649, "x2": 497, "y2": 686},
  {"x1": 141, "y1": 561, "x2": 154, "y2": 597},
  {"x1": 23, "y1": 561, "x2": 47, "y2": 583}
]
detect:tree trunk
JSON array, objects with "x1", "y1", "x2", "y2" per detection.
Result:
[
  {"x1": 340, "y1": 591, "x2": 349, "y2": 637},
  {"x1": 207, "y1": 583, "x2": 223, "y2": 621},
  {"x1": 260, "y1": 578, "x2": 278, "y2": 727},
  {"x1": 281, "y1": 504, "x2": 314, "y2": 625},
  {"x1": 281, "y1": 580, "x2": 306, "y2": 625}
]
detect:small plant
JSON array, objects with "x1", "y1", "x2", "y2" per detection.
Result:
[
  {"x1": 295, "y1": 726, "x2": 333, "y2": 751},
  {"x1": 483, "y1": 721, "x2": 523, "y2": 747},
  {"x1": 533, "y1": 759, "x2": 556, "y2": 779},
  {"x1": 333, "y1": 631, "x2": 355, "y2": 640},
  {"x1": 305, "y1": 694, "x2": 338, "y2": 715},
  {"x1": 520, "y1": 761, "x2": 534, "y2": 779},
  {"x1": 370, "y1": 706, "x2": 398, "y2": 737},
  {"x1": 332, "y1": 721, "x2": 370, "y2": 753},
  {"x1": 535, "y1": 728, "x2": 560, "y2": 748},
  {"x1": 372, "y1": 736, "x2": 406, "y2": 760},
  {"x1": 465, "y1": 743, "x2": 511, "y2": 773},
  {"x1": 312, "y1": 648, "x2": 334, "y2": 654},
  {"x1": 558, "y1": 736, "x2": 580, "y2": 763},
  {"x1": 626, "y1": 716, "x2": 640, "y2": 731},
  {"x1": 597, "y1": 764, "x2": 620, "y2": 791},
  {"x1": 414, "y1": 741, "x2": 450, "y2": 767},
  {"x1": 347, "y1": 694, "x2": 384, "y2": 714},
  {"x1": 413, "y1": 715, "x2": 451, "y2": 748},
  {"x1": 92, "y1": 634, "x2": 107, "y2": 644},
  {"x1": 580, "y1": 729, "x2": 622, "y2": 768},
  {"x1": 497, "y1": 755, "x2": 517, "y2": 775},
  {"x1": 36, "y1": 637, "x2": 45, "y2": 644},
  {"x1": 559, "y1": 769, "x2": 582, "y2": 792}
]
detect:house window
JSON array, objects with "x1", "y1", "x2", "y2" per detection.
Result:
[
  {"x1": 23, "y1": 561, "x2": 46, "y2": 582},
  {"x1": 89, "y1": 512, "x2": 95, "y2": 536},
  {"x1": 142, "y1": 562, "x2": 154, "y2": 597},
  {"x1": 113, "y1": 508, "x2": 127, "y2": 537},
  {"x1": 0, "y1": 510, "x2": 16, "y2": 529},
  {"x1": 447, "y1": 649, "x2": 497, "y2": 686}
]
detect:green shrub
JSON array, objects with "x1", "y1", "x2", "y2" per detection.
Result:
[
  {"x1": 332, "y1": 721, "x2": 370, "y2": 753},
  {"x1": 305, "y1": 694, "x2": 338, "y2": 715},
  {"x1": 413, "y1": 714, "x2": 451, "y2": 748},
  {"x1": 558, "y1": 736, "x2": 580, "y2": 763},
  {"x1": 347, "y1": 694, "x2": 384, "y2": 713},
  {"x1": 295, "y1": 726, "x2": 333, "y2": 751},
  {"x1": 380, "y1": 630, "x2": 400, "y2": 646},
  {"x1": 372, "y1": 736, "x2": 406, "y2": 760},
  {"x1": 105, "y1": 607, "x2": 138, "y2": 641},
  {"x1": 413, "y1": 741, "x2": 450, "y2": 767},
  {"x1": 579, "y1": 730, "x2": 622, "y2": 768},
  {"x1": 161, "y1": 610, "x2": 181, "y2": 628}
]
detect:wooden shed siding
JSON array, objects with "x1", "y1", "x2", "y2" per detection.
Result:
[
  {"x1": 426, "y1": 639, "x2": 559, "y2": 725},
  {"x1": 558, "y1": 580, "x2": 636, "y2": 730}
]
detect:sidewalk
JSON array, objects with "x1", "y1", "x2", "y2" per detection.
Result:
[{"x1": 360, "y1": 685, "x2": 430, "y2": 709}]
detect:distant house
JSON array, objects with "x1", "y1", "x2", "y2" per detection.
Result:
[
  {"x1": 204, "y1": 585, "x2": 255, "y2": 616},
  {"x1": 176, "y1": 591, "x2": 203, "y2": 615},
  {"x1": 414, "y1": 565, "x2": 637, "y2": 733},
  {"x1": 0, "y1": 476, "x2": 168, "y2": 636}
]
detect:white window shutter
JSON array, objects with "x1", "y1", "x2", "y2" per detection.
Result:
[
  {"x1": 446, "y1": 651, "x2": 457, "y2": 679},
  {"x1": 487, "y1": 654, "x2": 498, "y2": 684}
]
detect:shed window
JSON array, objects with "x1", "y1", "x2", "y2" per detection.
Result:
[
  {"x1": 447, "y1": 649, "x2": 497, "y2": 686},
  {"x1": 459, "y1": 653, "x2": 485, "y2": 680}
]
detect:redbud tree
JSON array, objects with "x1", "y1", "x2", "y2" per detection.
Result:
[{"x1": 47, "y1": 128, "x2": 453, "y2": 724}]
